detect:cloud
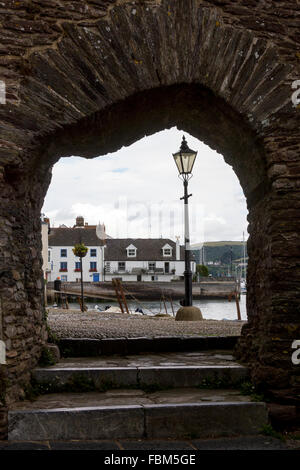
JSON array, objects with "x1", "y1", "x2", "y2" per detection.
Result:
[{"x1": 112, "y1": 168, "x2": 129, "y2": 173}]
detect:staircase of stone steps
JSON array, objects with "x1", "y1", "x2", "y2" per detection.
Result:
[{"x1": 8, "y1": 340, "x2": 269, "y2": 441}]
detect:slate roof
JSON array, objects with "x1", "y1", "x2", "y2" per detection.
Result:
[
  {"x1": 48, "y1": 228, "x2": 104, "y2": 247},
  {"x1": 48, "y1": 230, "x2": 193, "y2": 262},
  {"x1": 104, "y1": 238, "x2": 185, "y2": 261}
]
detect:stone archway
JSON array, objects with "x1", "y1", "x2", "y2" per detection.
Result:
[{"x1": 0, "y1": 0, "x2": 299, "y2": 406}]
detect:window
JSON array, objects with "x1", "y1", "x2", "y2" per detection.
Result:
[
  {"x1": 163, "y1": 248, "x2": 172, "y2": 256},
  {"x1": 48, "y1": 250, "x2": 51, "y2": 262},
  {"x1": 127, "y1": 249, "x2": 136, "y2": 257},
  {"x1": 126, "y1": 245, "x2": 137, "y2": 257},
  {"x1": 90, "y1": 249, "x2": 97, "y2": 257},
  {"x1": 60, "y1": 249, "x2": 67, "y2": 257},
  {"x1": 148, "y1": 262, "x2": 156, "y2": 271},
  {"x1": 105, "y1": 262, "x2": 111, "y2": 273},
  {"x1": 90, "y1": 262, "x2": 97, "y2": 272},
  {"x1": 75, "y1": 261, "x2": 81, "y2": 271},
  {"x1": 118, "y1": 262, "x2": 126, "y2": 271},
  {"x1": 60, "y1": 262, "x2": 67, "y2": 272}
]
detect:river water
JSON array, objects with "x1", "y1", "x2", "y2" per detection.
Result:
[{"x1": 61, "y1": 295, "x2": 247, "y2": 321}]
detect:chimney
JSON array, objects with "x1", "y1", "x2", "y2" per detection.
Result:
[
  {"x1": 43, "y1": 217, "x2": 50, "y2": 234},
  {"x1": 176, "y1": 236, "x2": 180, "y2": 260},
  {"x1": 76, "y1": 216, "x2": 84, "y2": 227}
]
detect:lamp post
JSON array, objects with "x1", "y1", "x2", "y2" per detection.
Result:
[
  {"x1": 173, "y1": 136, "x2": 203, "y2": 321},
  {"x1": 72, "y1": 242, "x2": 88, "y2": 312}
]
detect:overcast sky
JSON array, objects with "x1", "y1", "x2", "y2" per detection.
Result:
[{"x1": 42, "y1": 127, "x2": 248, "y2": 245}]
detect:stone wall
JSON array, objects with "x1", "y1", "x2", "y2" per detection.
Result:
[
  {"x1": 0, "y1": 365, "x2": 7, "y2": 439},
  {"x1": 0, "y1": 0, "x2": 299, "y2": 409}
]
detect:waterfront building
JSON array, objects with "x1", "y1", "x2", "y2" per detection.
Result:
[
  {"x1": 104, "y1": 238, "x2": 192, "y2": 282},
  {"x1": 45, "y1": 217, "x2": 194, "y2": 283}
]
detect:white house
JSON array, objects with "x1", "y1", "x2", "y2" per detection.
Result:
[
  {"x1": 47, "y1": 217, "x2": 106, "y2": 283},
  {"x1": 46, "y1": 216, "x2": 195, "y2": 283},
  {"x1": 103, "y1": 238, "x2": 195, "y2": 282}
]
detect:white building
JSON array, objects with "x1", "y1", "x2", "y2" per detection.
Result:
[
  {"x1": 46, "y1": 217, "x2": 195, "y2": 283},
  {"x1": 104, "y1": 238, "x2": 194, "y2": 282},
  {"x1": 47, "y1": 217, "x2": 106, "y2": 283}
]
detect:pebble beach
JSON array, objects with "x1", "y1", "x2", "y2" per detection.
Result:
[{"x1": 47, "y1": 308, "x2": 246, "y2": 339}]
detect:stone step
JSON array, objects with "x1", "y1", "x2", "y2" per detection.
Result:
[
  {"x1": 32, "y1": 351, "x2": 249, "y2": 392},
  {"x1": 32, "y1": 364, "x2": 248, "y2": 391},
  {"x1": 58, "y1": 336, "x2": 239, "y2": 357},
  {"x1": 8, "y1": 388, "x2": 268, "y2": 441}
]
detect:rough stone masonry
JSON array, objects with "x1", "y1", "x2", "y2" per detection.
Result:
[{"x1": 0, "y1": 0, "x2": 299, "y2": 426}]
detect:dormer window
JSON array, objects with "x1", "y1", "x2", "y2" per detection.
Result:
[
  {"x1": 162, "y1": 244, "x2": 172, "y2": 257},
  {"x1": 126, "y1": 244, "x2": 137, "y2": 257}
]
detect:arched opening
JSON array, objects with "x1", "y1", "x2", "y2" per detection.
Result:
[
  {"x1": 42, "y1": 126, "x2": 249, "y2": 322},
  {"x1": 3, "y1": 82, "x2": 268, "y2": 402}
]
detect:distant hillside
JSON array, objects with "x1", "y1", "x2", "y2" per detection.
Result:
[
  {"x1": 203, "y1": 241, "x2": 245, "y2": 247},
  {"x1": 193, "y1": 241, "x2": 247, "y2": 264}
]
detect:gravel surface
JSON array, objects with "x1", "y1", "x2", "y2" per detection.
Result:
[{"x1": 47, "y1": 308, "x2": 245, "y2": 339}]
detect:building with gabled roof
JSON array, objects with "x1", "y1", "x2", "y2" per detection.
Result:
[
  {"x1": 104, "y1": 238, "x2": 192, "y2": 282},
  {"x1": 46, "y1": 217, "x2": 195, "y2": 283}
]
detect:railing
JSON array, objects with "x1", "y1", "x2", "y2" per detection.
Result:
[{"x1": 109, "y1": 269, "x2": 175, "y2": 275}]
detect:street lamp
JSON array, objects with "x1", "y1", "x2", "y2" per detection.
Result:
[{"x1": 172, "y1": 136, "x2": 203, "y2": 321}]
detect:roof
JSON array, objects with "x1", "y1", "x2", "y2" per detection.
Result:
[
  {"x1": 48, "y1": 231, "x2": 194, "y2": 262},
  {"x1": 104, "y1": 238, "x2": 186, "y2": 261},
  {"x1": 48, "y1": 228, "x2": 104, "y2": 247}
]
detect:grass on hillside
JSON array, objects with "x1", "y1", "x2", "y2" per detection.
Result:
[{"x1": 203, "y1": 241, "x2": 245, "y2": 247}]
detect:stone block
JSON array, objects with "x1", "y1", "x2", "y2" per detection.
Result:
[
  {"x1": 100, "y1": 338, "x2": 127, "y2": 355},
  {"x1": 126, "y1": 337, "x2": 155, "y2": 354},
  {"x1": 144, "y1": 402, "x2": 268, "y2": 439},
  {"x1": 46, "y1": 343, "x2": 60, "y2": 363},
  {"x1": 151, "y1": 337, "x2": 183, "y2": 353},
  {"x1": 179, "y1": 336, "x2": 239, "y2": 351},
  {"x1": 9, "y1": 406, "x2": 145, "y2": 441},
  {"x1": 32, "y1": 367, "x2": 139, "y2": 390},
  {"x1": 58, "y1": 339, "x2": 102, "y2": 357},
  {"x1": 138, "y1": 365, "x2": 248, "y2": 389}
]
